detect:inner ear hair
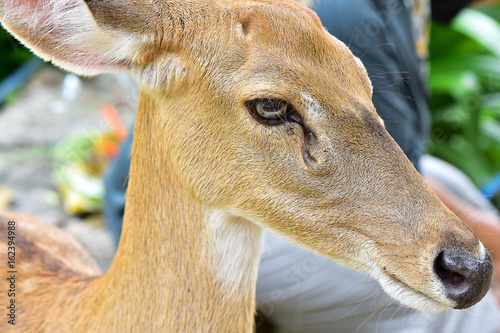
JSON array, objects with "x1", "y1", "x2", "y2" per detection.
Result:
[{"x1": 84, "y1": 0, "x2": 158, "y2": 34}]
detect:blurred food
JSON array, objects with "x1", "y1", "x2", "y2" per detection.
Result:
[
  {"x1": 0, "y1": 186, "x2": 13, "y2": 209},
  {"x1": 53, "y1": 105, "x2": 127, "y2": 215}
]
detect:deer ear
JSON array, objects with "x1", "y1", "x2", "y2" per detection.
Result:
[{"x1": 0, "y1": 0, "x2": 153, "y2": 76}]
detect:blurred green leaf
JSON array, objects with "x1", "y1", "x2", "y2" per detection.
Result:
[
  {"x1": 431, "y1": 138, "x2": 495, "y2": 185},
  {"x1": 430, "y1": 71, "x2": 480, "y2": 97},
  {"x1": 429, "y1": 7, "x2": 500, "y2": 191},
  {"x1": 481, "y1": 121, "x2": 500, "y2": 143},
  {"x1": 0, "y1": 28, "x2": 32, "y2": 81},
  {"x1": 429, "y1": 22, "x2": 484, "y2": 60},
  {"x1": 482, "y1": 92, "x2": 500, "y2": 108},
  {"x1": 478, "y1": 5, "x2": 500, "y2": 26},
  {"x1": 432, "y1": 56, "x2": 500, "y2": 82},
  {"x1": 452, "y1": 9, "x2": 500, "y2": 58}
]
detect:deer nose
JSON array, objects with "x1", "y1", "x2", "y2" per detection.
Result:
[{"x1": 434, "y1": 248, "x2": 493, "y2": 309}]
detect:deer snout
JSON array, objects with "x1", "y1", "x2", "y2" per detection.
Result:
[{"x1": 434, "y1": 247, "x2": 493, "y2": 309}]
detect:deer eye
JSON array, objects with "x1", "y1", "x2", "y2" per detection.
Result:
[{"x1": 246, "y1": 98, "x2": 289, "y2": 125}]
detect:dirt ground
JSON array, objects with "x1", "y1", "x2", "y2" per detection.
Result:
[{"x1": 0, "y1": 66, "x2": 138, "y2": 271}]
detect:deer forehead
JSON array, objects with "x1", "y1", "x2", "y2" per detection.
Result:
[{"x1": 112, "y1": 1, "x2": 372, "y2": 108}]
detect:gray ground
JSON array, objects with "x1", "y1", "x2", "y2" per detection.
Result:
[{"x1": 0, "y1": 66, "x2": 138, "y2": 271}]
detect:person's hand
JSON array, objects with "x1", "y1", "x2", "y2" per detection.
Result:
[{"x1": 494, "y1": 257, "x2": 500, "y2": 306}]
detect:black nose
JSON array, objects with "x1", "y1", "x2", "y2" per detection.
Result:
[{"x1": 434, "y1": 248, "x2": 493, "y2": 309}]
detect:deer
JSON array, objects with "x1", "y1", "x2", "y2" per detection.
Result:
[{"x1": 0, "y1": 0, "x2": 494, "y2": 332}]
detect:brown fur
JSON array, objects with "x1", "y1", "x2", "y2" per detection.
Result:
[{"x1": 0, "y1": 0, "x2": 492, "y2": 332}]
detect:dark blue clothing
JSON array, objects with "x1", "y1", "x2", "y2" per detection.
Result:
[
  {"x1": 314, "y1": 0, "x2": 430, "y2": 166},
  {"x1": 104, "y1": 131, "x2": 132, "y2": 243}
]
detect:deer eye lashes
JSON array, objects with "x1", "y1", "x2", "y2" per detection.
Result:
[{"x1": 246, "y1": 98, "x2": 292, "y2": 125}]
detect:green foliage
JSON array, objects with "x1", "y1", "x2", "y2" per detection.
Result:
[
  {"x1": 429, "y1": 6, "x2": 500, "y2": 187},
  {"x1": 0, "y1": 27, "x2": 32, "y2": 81}
]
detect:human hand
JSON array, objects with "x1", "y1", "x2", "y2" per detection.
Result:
[{"x1": 494, "y1": 257, "x2": 500, "y2": 306}]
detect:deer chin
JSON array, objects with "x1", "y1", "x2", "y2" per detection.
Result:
[
  {"x1": 371, "y1": 265, "x2": 452, "y2": 311},
  {"x1": 360, "y1": 252, "x2": 453, "y2": 312}
]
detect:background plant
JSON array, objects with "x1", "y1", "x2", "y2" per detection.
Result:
[
  {"x1": 428, "y1": 6, "x2": 500, "y2": 196},
  {"x1": 0, "y1": 28, "x2": 31, "y2": 81}
]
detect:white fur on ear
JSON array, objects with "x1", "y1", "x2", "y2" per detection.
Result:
[
  {"x1": 132, "y1": 55, "x2": 189, "y2": 92},
  {"x1": 0, "y1": 0, "x2": 141, "y2": 75}
]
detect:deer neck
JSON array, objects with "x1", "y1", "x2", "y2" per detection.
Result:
[{"x1": 100, "y1": 92, "x2": 264, "y2": 332}]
